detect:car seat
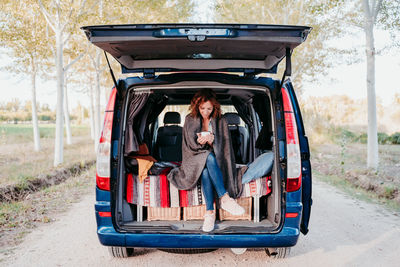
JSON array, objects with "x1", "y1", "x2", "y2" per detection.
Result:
[
  {"x1": 223, "y1": 112, "x2": 249, "y2": 164},
  {"x1": 155, "y1": 111, "x2": 183, "y2": 161}
]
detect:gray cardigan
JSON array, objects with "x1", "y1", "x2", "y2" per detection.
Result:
[{"x1": 167, "y1": 114, "x2": 243, "y2": 199}]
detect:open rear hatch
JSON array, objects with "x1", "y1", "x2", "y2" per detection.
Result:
[
  {"x1": 83, "y1": 24, "x2": 312, "y2": 234},
  {"x1": 81, "y1": 24, "x2": 311, "y2": 76}
]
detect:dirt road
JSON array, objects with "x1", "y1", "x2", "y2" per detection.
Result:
[{"x1": 2, "y1": 180, "x2": 400, "y2": 267}]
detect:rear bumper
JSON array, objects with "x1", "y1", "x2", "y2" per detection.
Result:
[
  {"x1": 96, "y1": 214, "x2": 300, "y2": 248},
  {"x1": 95, "y1": 188, "x2": 303, "y2": 249}
]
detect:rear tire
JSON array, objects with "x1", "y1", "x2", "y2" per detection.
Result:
[
  {"x1": 230, "y1": 248, "x2": 247, "y2": 255},
  {"x1": 159, "y1": 248, "x2": 217, "y2": 254},
  {"x1": 265, "y1": 247, "x2": 290, "y2": 258},
  {"x1": 108, "y1": 247, "x2": 134, "y2": 258}
]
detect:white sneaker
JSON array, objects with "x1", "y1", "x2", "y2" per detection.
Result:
[
  {"x1": 221, "y1": 197, "x2": 245, "y2": 216},
  {"x1": 202, "y1": 212, "x2": 215, "y2": 232}
]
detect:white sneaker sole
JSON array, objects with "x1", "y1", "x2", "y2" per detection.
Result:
[
  {"x1": 221, "y1": 202, "x2": 245, "y2": 216},
  {"x1": 202, "y1": 215, "x2": 215, "y2": 232}
]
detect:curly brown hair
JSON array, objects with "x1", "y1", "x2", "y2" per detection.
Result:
[{"x1": 189, "y1": 89, "x2": 221, "y2": 119}]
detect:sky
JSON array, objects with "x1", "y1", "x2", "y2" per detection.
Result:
[
  {"x1": 0, "y1": 54, "x2": 92, "y2": 110},
  {"x1": 302, "y1": 30, "x2": 400, "y2": 106},
  {"x1": 0, "y1": 2, "x2": 399, "y2": 110}
]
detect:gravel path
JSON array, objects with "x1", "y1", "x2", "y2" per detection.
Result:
[{"x1": 2, "y1": 179, "x2": 400, "y2": 267}]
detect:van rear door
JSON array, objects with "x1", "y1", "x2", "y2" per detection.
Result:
[
  {"x1": 81, "y1": 24, "x2": 311, "y2": 75},
  {"x1": 284, "y1": 80, "x2": 312, "y2": 235}
]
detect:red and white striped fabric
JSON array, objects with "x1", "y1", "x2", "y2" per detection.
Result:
[{"x1": 126, "y1": 171, "x2": 271, "y2": 208}]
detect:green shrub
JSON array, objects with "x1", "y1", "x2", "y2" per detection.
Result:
[
  {"x1": 389, "y1": 132, "x2": 400, "y2": 144},
  {"x1": 378, "y1": 132, "x2": 390, "y2": 144},
  {"x1": 357, "y1": 133, "x2": 368, "y2": 144},
  {"x1": 39, "y1": 115, "x2": 52, "y2": 121},
  {"x1": 342, "y1": 129, "x2": 358, "y2": 142}
]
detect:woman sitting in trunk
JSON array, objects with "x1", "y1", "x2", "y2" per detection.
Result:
[{"x1": 168, "y1": 89, "x2": 245, "y2": 232}]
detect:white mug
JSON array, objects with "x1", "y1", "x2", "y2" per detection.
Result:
[{"x1": 200, "y1": 131, "x2": 210, "y2": 136}]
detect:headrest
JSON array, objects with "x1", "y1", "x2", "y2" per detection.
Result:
[
  {"x1": 223, "y1": 112, "x2": 241, "y2": 125},
  {"x1": 164, "y1": 111, "x2": 181, "y2": 124}
]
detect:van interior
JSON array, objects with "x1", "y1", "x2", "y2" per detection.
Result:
[{"x1": 114, "y1": 83, "x2": 282, "y2": 234}]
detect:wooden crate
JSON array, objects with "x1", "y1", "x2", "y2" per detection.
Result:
[
  {"x1": 147, "y1": 207, "x2": 181, "y2": 221},
  {"x1": 183, "y1": 204, "x2": 215, "y2": 221},
  {"x1": 219, "y1": 197, "x2": 252, "y2": 221}
]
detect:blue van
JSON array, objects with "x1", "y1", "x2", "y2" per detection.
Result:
[{"x1": 82, "y1": 24, "x2": 312, "y2": 258}]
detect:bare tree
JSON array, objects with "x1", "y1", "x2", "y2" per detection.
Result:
[
  {"x1": 64, "y1": 73, "x2": 72, "y2": 145},
  {"x1": 216, "y1": 0, "x2": 395, "y2": 170},
  {"x1": 215, "y1": 0, "x2": 345, "y2": 92},
  {"x1": 87, "y1": 49, "x2": 104, "y2": 151},
  {"x1": 63, "y1": 42, "x2": 88, "y2": 145},
  {"x1": 38, "y1": 0, "x2": 90, "y2": 166},
  {"x1": 0, "y1": 1, "x2": 52, "y2": 151},
  {"x1": 82, "y1": 0, "x2": 194, "y2": 151},
  {"x1": 362, "y1": 0, "x2": 383, "y2": 170}
]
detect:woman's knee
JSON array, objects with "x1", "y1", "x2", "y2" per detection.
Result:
[
  {"x1": 201, "y1": 168, "x2": 210, "y2": 180},
  {"x1": 206, "y1": 153, "x2": 217, "y2": 166}
]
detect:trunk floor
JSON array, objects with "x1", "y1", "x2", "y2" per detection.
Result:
[{"x1": 122, "y1": 219, "x2": 276, "y2": 233}]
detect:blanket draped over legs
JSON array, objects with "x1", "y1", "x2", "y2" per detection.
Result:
[{"x1": 167, "y1": 114, "x2": 243, "y2": 199}]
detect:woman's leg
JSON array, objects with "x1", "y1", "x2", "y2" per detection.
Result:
[
  {"x1": 201, "y1": 167, "x2": 215, "y2": 211},
  {"x1": 205, "y1": 153, "x2": 227, "y2": 198},
  {"x1": 201, "y1": 167, "x2": 216, "y2": 232},
  {"x1": 205, "y1": 153, "x2": 245, "y2": 216}
]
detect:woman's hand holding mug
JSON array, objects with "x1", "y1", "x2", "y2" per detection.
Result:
[{"x1": 197, "y1": 131, "x2": 213, "y2": 145}]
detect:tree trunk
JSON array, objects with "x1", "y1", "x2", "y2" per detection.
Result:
[
  {"x1": 93, "y1": 50, "x2": 102, "y2": 152},
  {"x1": 64, "y1": 78, "x2": 72, "y2": 145},
  {"x1": 89, "y1": 82, "x2": 95, "y2": 144},
  {"x1": 80, "y1": 104, "x2": 84, "y2": 125},
  {"x1": 364, "y1": 2, "x2": 379, "y2": 170},
  {"x1": 31, "y1": 68, "x2": 41, "y2": 151},
  {"x1": 94, "y1": 68, "x2": 101, "y2": 151},
  {"x1": 54, "y1": 29, "x2": 64, "y2": 166},
  {"x1": 89, "y1": 83, "x2": 95, "y2": 140}
]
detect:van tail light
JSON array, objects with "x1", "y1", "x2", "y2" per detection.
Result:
[
  {"x1": 96, "y1": 87, "x2": 117, "y2": 191},
  {"x1": 98, "y1": 211, "x2": 112, "y2": 217},
  {"x1": 285, "y1": 212, "x2": 298, "y2": 218},
  {"x1": 282, "y1": 87, "x2": 302, "y2": 192}
]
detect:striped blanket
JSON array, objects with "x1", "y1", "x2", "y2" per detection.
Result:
[{"x1": 126, "y1": 168, "x2": 272, "y2": 208}]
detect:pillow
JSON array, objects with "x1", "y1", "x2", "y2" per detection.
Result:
[{"x1": 242, "y1": 151, "x2": 274, "y2": 184}]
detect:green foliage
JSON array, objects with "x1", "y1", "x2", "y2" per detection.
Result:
[
  {"x1": 379, "y1": 0, "x2": 400, "y2": 48},
  {"x1": 0, "y1": 201, "x2": 28, "y2": 227},
  {"x1": 214, "y1": 0, "x2": 349, "y2": 91},
  {"x1": 330, "y1": 128, "x2": 357, "y2": 143},
  {"x1": 0, "y1": 1, "x2": 53, "y2": 74},
  {"x1": 378, "y1": 132, "x2": 390, "y2": 144},
  {"x1": 341, "y1": 129, "x2": 358, "y2": 142},
  {"x1": 383, "y1": 186, "x2": 397, "y2": 199},
  {"x1": 0, "y1": 110, "x2": 56, "y2": 122},
  {"x1": 351, "y1": 132, "x2": 400, "y2": 145},
  {"x1": 38, "y1": 114, "x2": 54, "y2": 122},
  {"x1": 340, "y1": 130, "x2": 348, "y2": 174},
  {"x1": 389, "y1": 132, "x2": 400, "y2": 144},
  {"x1": 311, "y1": 126, "x2": 400, "y2": 146},
  {"x1": 357, "y1": 133, "x2": 368, "y2": 144}
]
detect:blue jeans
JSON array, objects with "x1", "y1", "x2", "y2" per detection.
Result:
[
  {"x1": 201, "y1": 153, "x2": 227, "y2": 211},
  {"x1": 241, "y1": 151, "x2": 274, "y2": 184}
]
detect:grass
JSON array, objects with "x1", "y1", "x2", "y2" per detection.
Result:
[
  {"x1": 0, "y1": 124, "x2": 90, "y2": 144},
  {"x1": 311, "y1": 143, "x2": 400, "y2": 182},
  {"x1": 0, "y1": 166, "x2": 95, "y2": 250},
  {"x1": 0, "y1": 124, "x2": 95, "y2": 186},
  {"x1": 312, "y1": 143, "x2": 400, "y2": 212},
  {"x1": 314, "y1": 170, "x2": 400, "y2": 212},
  {"x1": 0, "y1": 123, "x2": 96, "y2": 253}
]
